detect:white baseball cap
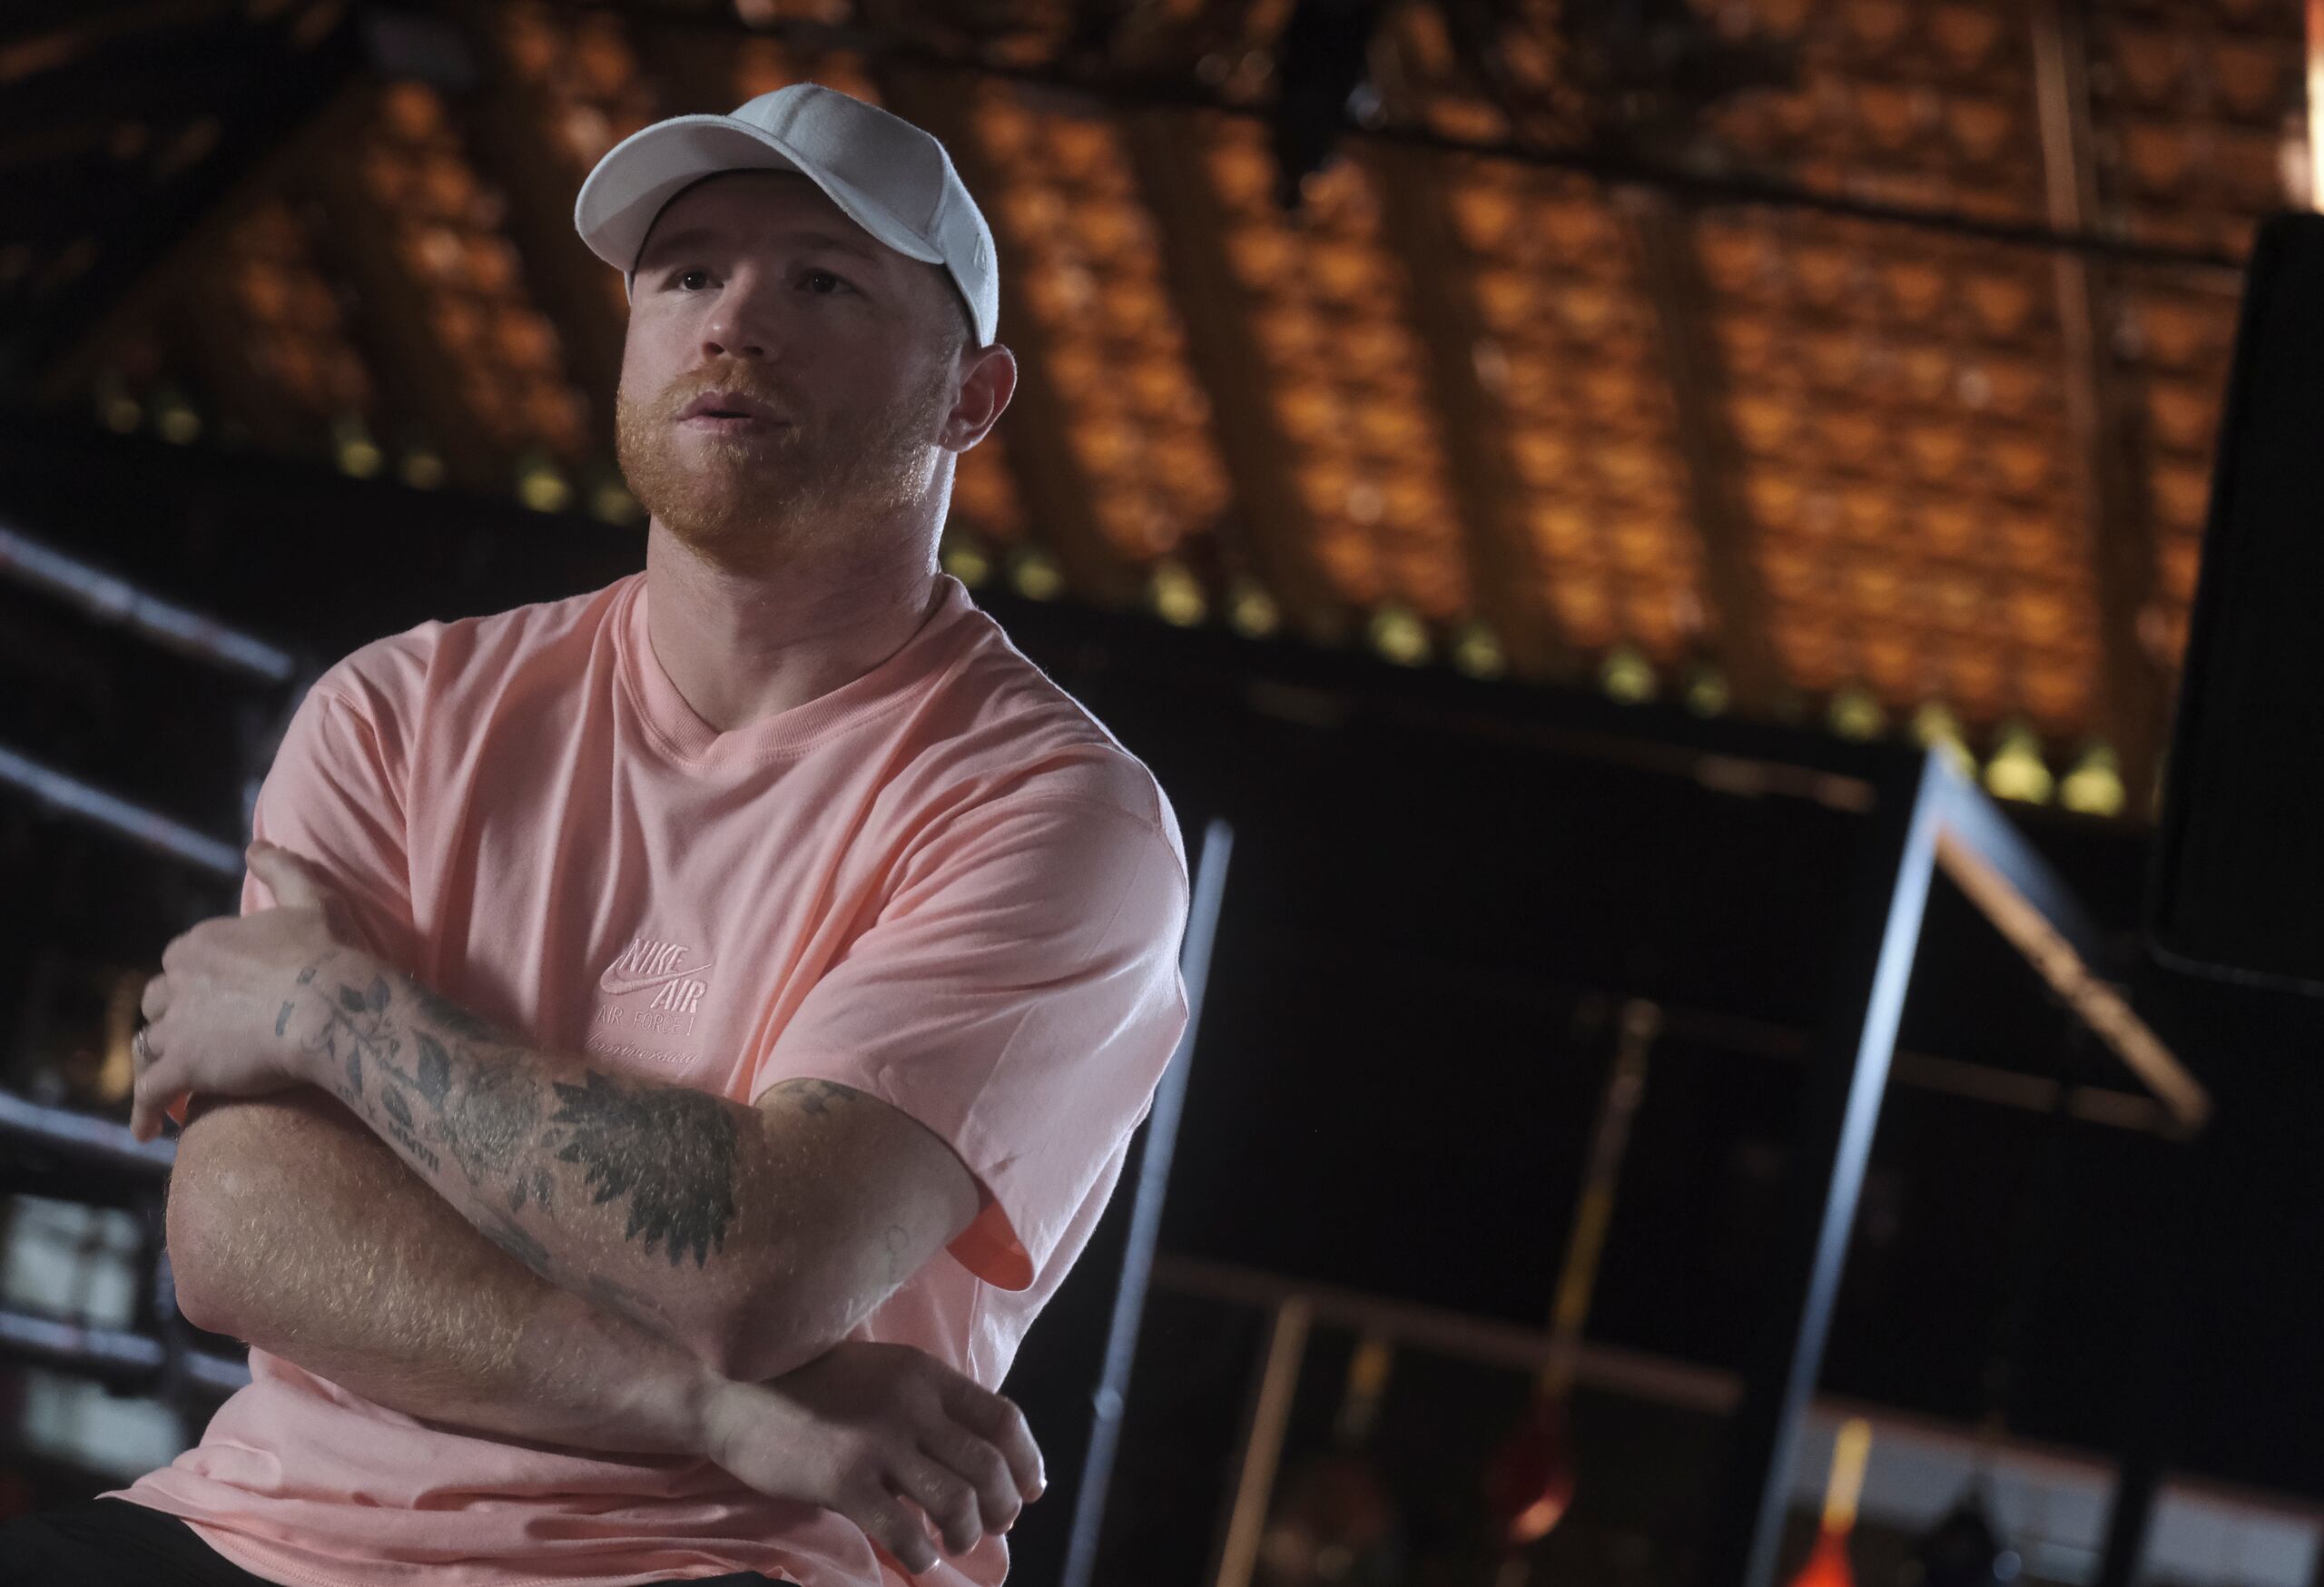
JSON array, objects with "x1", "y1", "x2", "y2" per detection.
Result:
[{"x1": 573, "y1": 83, "x2": 999, "y2": 347}]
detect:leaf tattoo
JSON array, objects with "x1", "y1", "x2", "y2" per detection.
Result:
[
  {"x1": 413, "y1": 1032, "x2": 454, "y2": 1108},
  {"x1": 548, "y1": 1072, "x2": 739, "y2": 1267}
]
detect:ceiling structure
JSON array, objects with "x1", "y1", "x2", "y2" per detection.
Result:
[{"x1": 0, "y1": 0, "x2": 2299, "y2": 819}]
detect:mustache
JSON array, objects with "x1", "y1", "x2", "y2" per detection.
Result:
[{"x1": 660, "y1": 367, "x2": 793, "y2": 418}]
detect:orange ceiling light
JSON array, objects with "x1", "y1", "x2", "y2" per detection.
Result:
[
  {"x1": 1704, "y1": 0, "x2": 2044, "y2": 225},
  {"x1": 2088, "y1": 2, "x2": 2302, "y2": 257},
  {"x1": 1201, "y1": 117, "x2": 1468, "y2": 620},
  {"x1": 1441, "y1": 159, "x2": 1705, "y2": 659},
  {"x1": 360, "y1": 80, "x2": 589, "y2": 463},
  {"x1": 969, "y1": 82, "x2": 1227, "y2": 567},
  {"x1": 220, "y1": 200, "x2": 373, "y2": 419},
  {"x1": 1701, "y1": 202, "x2": 2100, "y2": 736}
]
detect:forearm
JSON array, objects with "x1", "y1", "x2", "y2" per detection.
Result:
[
  {"x1": 285, "y1": 951, "x2": 820, "y2": 1368},
  {"x1": 169, "y1": 1089, "x2": 724, "y2": 1456}
]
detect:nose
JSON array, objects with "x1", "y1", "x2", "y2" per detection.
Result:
[{"x1": 699, "y1": 271, "x2": 782, "y2": 363}]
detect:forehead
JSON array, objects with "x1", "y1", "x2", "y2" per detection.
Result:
[{"x1": 641, "y1": 170, "x2": 886, "y2": 266}]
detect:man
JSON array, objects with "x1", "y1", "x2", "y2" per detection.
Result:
[{"x1": 0, "y1": 84, "x2": 1191, "y2": 1586}]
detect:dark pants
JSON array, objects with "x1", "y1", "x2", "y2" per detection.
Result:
[{"x1": 0, "y1": 1498, "x2": 801, "y2": 1585}]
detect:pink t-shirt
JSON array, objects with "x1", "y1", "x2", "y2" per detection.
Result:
[{"x1": 113, "y1": 570, "x2": 1192, "y2": 1587}]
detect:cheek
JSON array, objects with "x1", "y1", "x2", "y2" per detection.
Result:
[{"x1": 619, "y1": 319, "x2": 690, "y2": 402}]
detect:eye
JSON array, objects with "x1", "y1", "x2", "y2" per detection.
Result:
[
  {"x1": 673, "y1": 268, "x2": 711, "y2": 291},
  {"x1": 802, "y1": 268, "x2": 854, "y2": 295}
]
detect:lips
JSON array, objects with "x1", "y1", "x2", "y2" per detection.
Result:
[{"x1": 679, "y1": 390, "x2": 785, "y2": 424}]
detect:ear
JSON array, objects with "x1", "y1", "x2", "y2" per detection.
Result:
[{"x1": 942, "y1": 342, "x2": 1017, "y2": 453}]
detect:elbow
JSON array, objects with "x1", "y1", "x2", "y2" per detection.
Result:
[
  {"x1": 162, "y1": 1171, "x2": 235, "y2": 1336},
  {"x1": 696, "y1": 1278, "x2": 858, "y2": 1383}
]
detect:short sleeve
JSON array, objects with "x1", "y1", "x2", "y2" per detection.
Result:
[
  {"x1": 241, "y1": 679, "x2": 415, "y2": 967},
  {"x1": 755, "y1": 794, "x2": 1190, "y2": 1291}
]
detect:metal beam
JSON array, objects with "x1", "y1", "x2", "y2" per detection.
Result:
[
  {"x1": 555, "y1": 0, "x2": 2246, "y2": 275},
  {"x1": 1364, "y1": 139, "x2": 1572, "y2": 682},
  {"x1": 1628, "y1": 188, "x2": 1784, "y2": 713},
  {"x1": 2032, "y1": 0, "x2": 2166, "y2": 801},
  {"x1": 1699, "y1": 747, "x2": 1946, "y2": 1587},
  {"x1": 1050, "y1": 818, "x2": 1234, "y2": 1587}
]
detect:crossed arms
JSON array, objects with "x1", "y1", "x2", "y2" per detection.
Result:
[{"x1": 153, "y1": 853, "x2": 1045, "y2": 1572}]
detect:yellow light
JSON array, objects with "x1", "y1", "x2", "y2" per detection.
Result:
[
  {"x1": 2060, "y1": 742, "x2": 2126, "y2": 817},
  {"x1": 1149, "y1": 558, "x2": 1207, "y2": 626},
  {"x1": 1600, "y1": 646, "x2": 1656, "y2": 703},
  {"x1": 1828, "y1": 685, "x2": 1885, "y2": 742},
  {"x1": 515, "y1": 453, "x2": 571, "y2": 513},
  {"x1": 152, "y1": 389, "x2": 201, "y2": 446},
  {"x1": 940, "y1": 533, "x2": 991, "y2": 587},
  {"x1": 399, "y1": 447, "x2": 446, "y2": 490},
  {"x1": 1367, "y1": 605, "x2": 1430, "y2": 666},
  {"x1": 1821, "y1": 1417, "x2": 1874, "y2": 1533},
  {"x1": 1910, "y1": 701, "x2": 1977, "y2": 778},
  {"x1": 1227, "y1": 576, "x2": 1281, "y2": 638},
  {"x1": 101, "y1": 394, "x2": 141, "y2": 433},
  {"x1": 332, "y1": 414, "x2": 381, "y2": 478},
  {"x1": 1984, "y1": 720, "x2": 2054, "y2": 804},
  {"x1": 1009, "y1": 547, "x2": 1065, "y2": 601},
  {"x1": 588, "y1": 471, "x2": 640, "y2": 526},
  {"x1": 1684, "y1": 665, "x2": 1728, "y2": 716},
  {"x1": 1450, "y1": 616, "x2": 1504, "y2": 678}
]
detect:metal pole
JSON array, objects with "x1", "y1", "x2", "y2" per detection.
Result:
[
  {"x1": 0, "y1": 739, "x2": 245, "y2": 879},
  {"x1": 0, "y1": 522, "x2": 297, "y2": 685},
  {"x1": 1209, "y1": 1296, "x2": 1313, "y2": 1587},
  {"x1": 1058, "y1": 817, "x2": 1233, "y2": 1587},
  {"x1": 1699, "y1": 748, "x2": 1947, "y2": 1587}
]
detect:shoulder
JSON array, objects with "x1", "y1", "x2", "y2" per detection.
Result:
[
  {"x1": 306, "y1": 574, "x2": 639, "y2": 734},
  {"x1": 921, "y1": 607, "x2": 1185, "y2": 872}
]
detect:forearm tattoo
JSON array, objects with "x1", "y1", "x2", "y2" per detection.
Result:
[{"x1": 298, "y1": 966, "x2": 744, "y2": 1291}]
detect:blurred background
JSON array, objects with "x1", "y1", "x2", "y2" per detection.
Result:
[{"x1": 1, "y1": 3, "x2": 2319, "y2": 1587}]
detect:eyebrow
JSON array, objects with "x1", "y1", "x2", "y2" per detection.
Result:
[{"x1": 637, "y1": 225, "x2": 885, "y2": 272}]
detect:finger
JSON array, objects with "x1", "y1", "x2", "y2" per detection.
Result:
[
  {"x1": 845, "y1": 1481, "x2": 941, "y2": 1576},
  {"x1": 940, "y1": 1378, "x2": 1045, "y2": 1502},
  {"x1": 245, "y1": 841, "x2": 333, "y2": 910},
  {"x1": 140, "y1": 973, "x2": 169, "y2": 1023},
  {"x1": 889, "y1": 1454, "x2": 982, "y2": 1557},
  {"x1": 920, "y1": 1420, "x2": 1020, "y2": 1536},
  {"x1": 129, "y1": 1049, "x2": 185, "y2": 1143}
]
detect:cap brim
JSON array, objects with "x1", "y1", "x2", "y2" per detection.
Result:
[{"x1": 574, "y1": 113, "x2": 944, "y2": 279}]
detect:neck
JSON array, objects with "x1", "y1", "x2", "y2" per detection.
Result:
[{"x1": 641, "y1": 525, "x2": 942, "y2": 734}]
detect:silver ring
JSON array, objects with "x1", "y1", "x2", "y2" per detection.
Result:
[{"x1": 132, "y1": 1026, "x2": 153, "y2": 1066}]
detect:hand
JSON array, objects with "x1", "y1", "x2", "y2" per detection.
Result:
[
  {"x1": 131, "y1": 841, "x2": 369, "y2": 1141},
  {"x1": 699, "y1": 1341, "x2": 1046, "y2": 1575}
]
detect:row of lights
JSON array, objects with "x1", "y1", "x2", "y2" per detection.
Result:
[
  {"x1": 94, "y1": 382, "x2": 647, "y2": 528},
  {"x1": 332, "y1": 416, "x2": 643, "y2": 526},
  {"x1": 941, "y1": 527, "x2": 2128, "y2": 818},
  {"x1": 103, "y1": 378, "x2": 2130, "y2": 822}
]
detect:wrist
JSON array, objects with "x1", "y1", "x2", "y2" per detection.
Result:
[
  {"x1": 691, "y1": 1373, "x2": 771, "y2": 1465},
  {"x1": 290, "y1": 949, "x2": 385, "y2": 1089}
]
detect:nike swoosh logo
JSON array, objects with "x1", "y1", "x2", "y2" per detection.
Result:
[{"x1": 598, "y1": 956, "x2": 716, "y2": 994}]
